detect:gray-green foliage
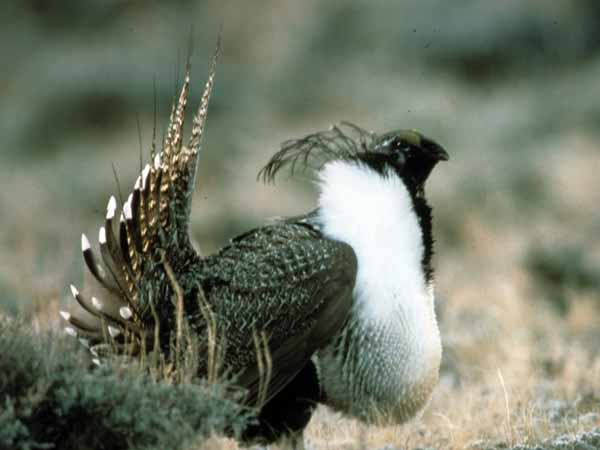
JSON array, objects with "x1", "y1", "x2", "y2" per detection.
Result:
[
  {"x1": 481, "y1": 427, "x2": 600, "y2": 450},
  {"x1": 526, "y1": 244, "x2": 600, "y2": 315},
  {"x1": 0, "y1": 319, "x2": 250, "y2": 450}
]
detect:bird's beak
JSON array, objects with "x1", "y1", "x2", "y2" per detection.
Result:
[
  {"x1": 416, "y1": 133, "x2": 449, "y2": 163},
  {"x1": 428, "y1": 144, "x2": 450, "y2": 161}
]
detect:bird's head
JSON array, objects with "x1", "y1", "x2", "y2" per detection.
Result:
[
  {"x1": 363, "y1": 129, "x2": 448, "y2": 190},
  {"x1": 259, "y1": 123, "x2": 448, "y2": 193}
]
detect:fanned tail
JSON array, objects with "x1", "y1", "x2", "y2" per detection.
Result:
[{"x1": 62, "y1": 43, "x2": 219, "y2": 363}]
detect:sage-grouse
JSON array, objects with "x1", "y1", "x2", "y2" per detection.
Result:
[{"x1": 62, "y1": 45, "x2": 447, "y2": 449}]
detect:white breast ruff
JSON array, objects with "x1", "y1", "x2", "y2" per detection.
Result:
[{"x1": 316, "y1": 160, "x2": 441, "y2": 423}]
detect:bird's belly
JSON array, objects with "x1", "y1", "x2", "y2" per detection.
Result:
[{"x1": 316, "y1": 311, "x2": 441, "y2": 424}]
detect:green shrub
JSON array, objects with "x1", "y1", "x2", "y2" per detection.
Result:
[
  {"x1": 0, "y1": 319, "x2": 249, "y2": 450},
  {"x1": 525, "y1": 244, "x2": 600, "y2": 315}
]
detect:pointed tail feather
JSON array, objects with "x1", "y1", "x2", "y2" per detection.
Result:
[{"x1": 64, "y1": 44, "x2": 219, "y2": 363}]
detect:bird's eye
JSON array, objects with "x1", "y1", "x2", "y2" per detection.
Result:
[
  {"x1": 395, "y1": 149, "x2": 406, "y2": 166},
  {"x1": 392, "y1": 138, "x2": 408, "y2": 164}
]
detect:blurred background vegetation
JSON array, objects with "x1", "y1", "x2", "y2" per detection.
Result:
[{"x1": 1, "y1": 1, "x2": 599, "y2": 449}]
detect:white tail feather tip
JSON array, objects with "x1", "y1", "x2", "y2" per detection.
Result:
[
  {"x1": 154, "y1": 153, "x2": 161, "y2": 169},
  {"x1": 92, "y1": 358, "x2": 101, "y2": 366},
  {"x1": 59, "y1": 311, "x2": 71, "y2": 321},
  {"x1": 81, "y1": 234, "x2": 91, "y2": 251},
  {"x1": 123, "y1": 197, "x2": 133, "y2": 220},
  {"x1": 142, "y1": 164, "x2": 151, "y2": 189},
  {"x1": 119, "y1": 306, "x2": 133, "y2": 320},
  {"x1": 99, "y1": 226, "x2": 107, "y2": 244},
  {"x1": 70, "y1": 285, "x2": 79, "y2": 298},
  {"x1": 91, "y1": 297, "x2": 103, "y2": 311},
  {"x1": 108, "y1": 326, "x2": 121, "y2": 337},
  {"x1": 65, "y1": 327, "x2": 77, "y2": 337},
  {"x1": 107, "y1": 196, "x2": 117, "y2": 219}
]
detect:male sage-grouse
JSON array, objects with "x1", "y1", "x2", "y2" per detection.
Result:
[{"x1": 62, "y1": 46, "x2": 448, "y2": 449}]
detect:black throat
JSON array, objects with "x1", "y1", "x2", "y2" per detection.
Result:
[
  {"x1": 395, "y1": 170, "x2": 435, "y2": 285},
  {"x1": 409, "y1": 190, "x2": 435, "y2": 285}
]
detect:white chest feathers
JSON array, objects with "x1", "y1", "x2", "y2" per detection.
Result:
[
  {"x1": 315, "y1": 161, "x2": 442, "y2": 423},
  {"x1": 317, "y1": 161, "x2": 428, "y2": 321}
]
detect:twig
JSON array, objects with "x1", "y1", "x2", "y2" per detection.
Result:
[
  {"x1": 161, "y1": 250, "x2": 184, "y2": 371},
  {"x1": 498, "y1": 368, "x2": 513, "y2": 445}
]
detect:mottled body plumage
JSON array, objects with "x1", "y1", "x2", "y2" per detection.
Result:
[{"x1": 197, "y1": 223, "x2": 356, "y2": 404}]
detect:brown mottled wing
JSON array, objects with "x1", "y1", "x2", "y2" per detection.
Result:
[{"x1": 199, "y1": 223, "x2": 357, "y2": 407}]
